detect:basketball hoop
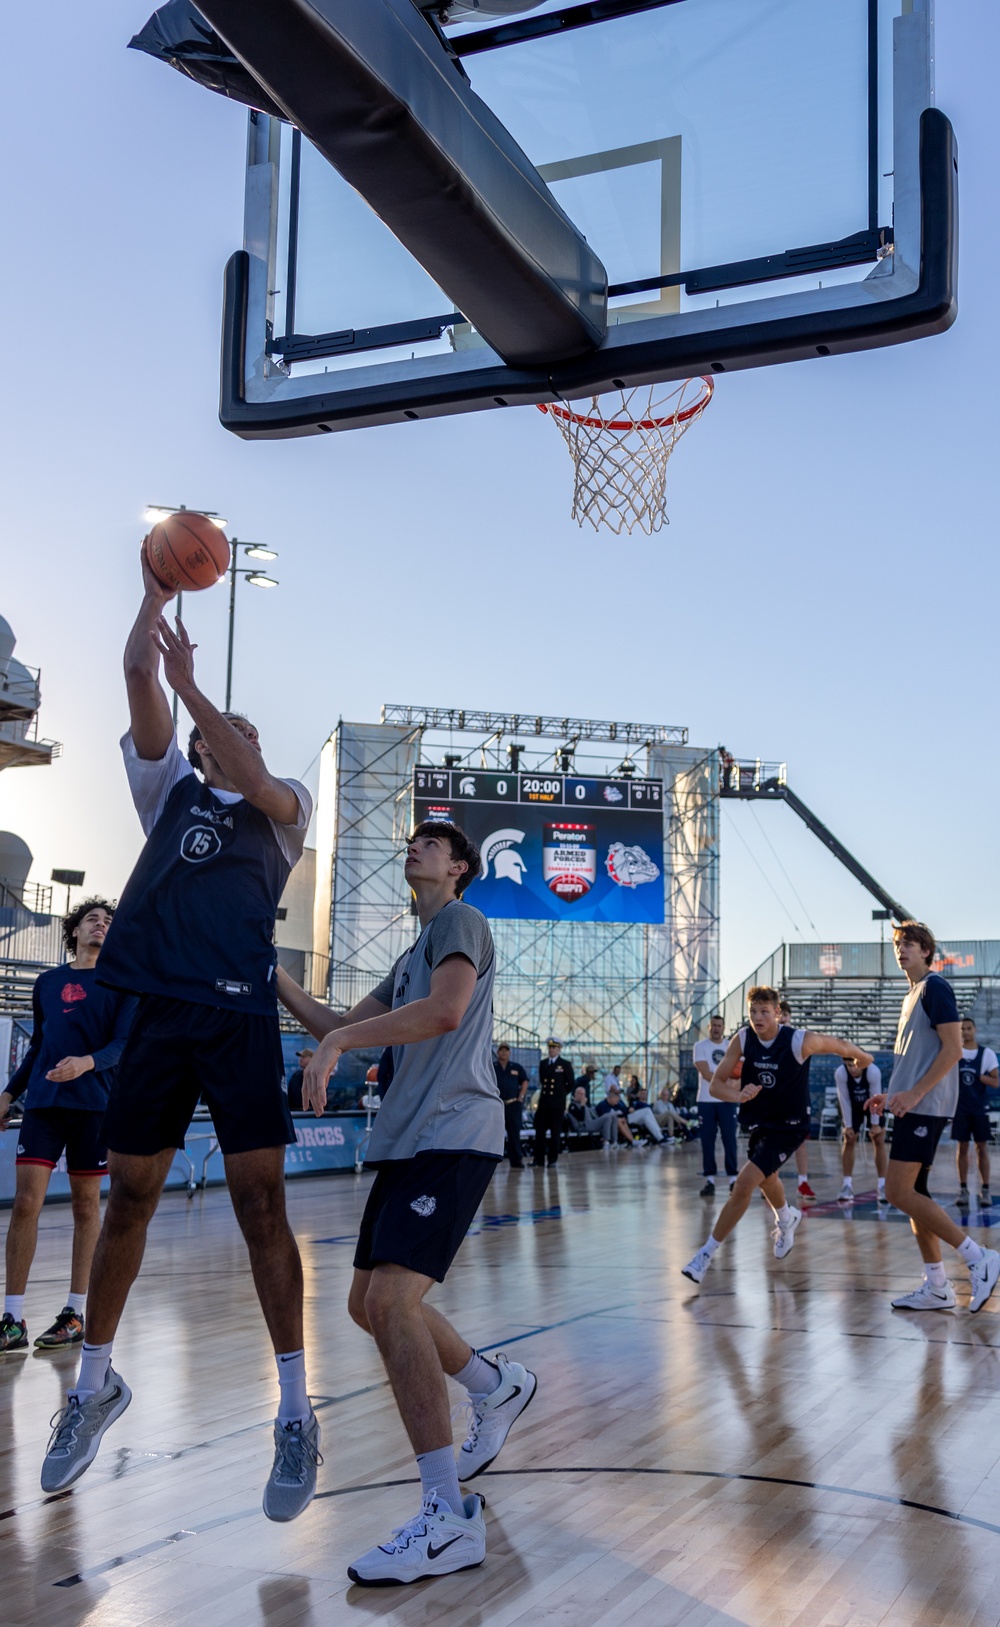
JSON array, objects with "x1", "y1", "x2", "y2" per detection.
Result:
[{"x1": 538, "y1": 377, "x2": 714, "y2": 535}]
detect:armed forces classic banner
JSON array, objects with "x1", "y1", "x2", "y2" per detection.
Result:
[{"x1": 412, "y1": 767, "x2": 665, "y2": 924}]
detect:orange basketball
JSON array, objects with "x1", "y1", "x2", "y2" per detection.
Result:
[
  {"x1": 731, "y1": 1059, "x2": 743, "y2": 1079},
  {"x1": 145, "y1": 513, "x2": 230, "y2": 591}
]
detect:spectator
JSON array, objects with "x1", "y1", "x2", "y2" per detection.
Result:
[
  {"x1": 626, "y1": 1085, "x2": 665, "y2": 1145},
  {"x1": 534, "y1": 1038, "x2": 575, "y2": 1167},
  {"x1": 568, "y1": 1085, "x2": 618, "y2": 1145},
  {"x1": 494, "y1": 1043, "x2": 529, "y2": 1168},
  {"x1": 693, "y1": 1015, "x2": 737, "y2": 1197},
  {"x1": 602, "y1": 1063, "x2": 624, "y2": 1095},
  {"x1": 653, "y1": 1085, "x2": 689, "y2": 1141},
  {"x1": 626, "y1": 1074, "x2": 643, "y2": 1111},
  {"x1": 286, "y1": 1047, "x2": 314, "y2": 1112},
  {"x1": 576, "y1": 1062, "x2": 599, "y2": 1103},
  {"x1": 596, "y1": 1084, "x2": 635, "y2": 1145}
]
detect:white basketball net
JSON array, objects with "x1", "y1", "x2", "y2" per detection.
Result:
[{"x1": 540, "y1": 377, "x2": 714, "y2": 535}]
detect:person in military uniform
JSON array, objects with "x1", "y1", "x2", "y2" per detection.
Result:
[
  {"x1": 533, "y1": 1038, "x2": 574, "y2": 1167},
  {"x1": 494, "y1": 1043, "x2": 529, "y2": 1168}
]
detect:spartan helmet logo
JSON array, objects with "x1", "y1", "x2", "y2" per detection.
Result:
[{"x1": 481, "y1": 828, "x2": 527, "y2": 885}]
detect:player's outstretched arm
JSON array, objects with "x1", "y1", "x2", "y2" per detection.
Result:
[
  {"x1": 801, "y1": 1032, "x2": 874, "y2": 1069},
  {"x1": 124, "y1": 546, "x2": 176, "y2": 761},
  {"x1": 709, "y1": 1034, "x2": 745, "y2": 1102},
  {"x1": 152, "y1": 616, "x2": 299, "y2": 824},
  {"x1": 276, "y1": 965, "x2": 388, "y2": 1041}
]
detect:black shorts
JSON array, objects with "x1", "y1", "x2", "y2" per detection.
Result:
[
  {"x1": 844, "y1": 1101, "x2": 882, "y2": 1135},
  {"x1": 16, "y1": 1106, "x2": 107, "y2": 1177},
  {"x1": 354, "y1": 1151, "x2": 498, "y2": 1283},
  {"x1": 889, "y1": 1112, "x2": 948, "y2": 1167},
  {"x1": 102, "y1": 995, "x2": 294, "y2": 1157},
  {"x1": 952, "y1": 1104, "x2": 992, "y2": 1145},
  {"x1": 746, "y1": 1123, "x2": 808, "y2": 1179}
]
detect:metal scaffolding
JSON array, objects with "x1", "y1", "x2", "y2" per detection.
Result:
[{"x1": 318, "y1": 708, "x2": 721, "y2": 1086}]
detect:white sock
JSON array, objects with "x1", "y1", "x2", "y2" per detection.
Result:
[
  {"x1": 453, "y1": 1349, "x2": 501, "y2": 1400},
  {"x1": 275, "y1": 1349, "x2": 310, "y2": 1424},
  {"x1": 416, "y1": 1445, "x2": 464, "y2": 1516},
  {"x1": 957, "y1": 1237, "x2": 985, "y2": 1267},
  {"x1": 775, "y1": 1204, "x2": 793, "y2": 1225},
  {"x1": 73, "y1": 1340, "x2": 114, "y2": 1399},
  {"x1": 4, "y1": 1294, "x2": 25, "y2": 1322},
  {"x1": 66, "y1": 1292, "x2": 86, "y2": 1316},
  {"x1": 703, "y1": 1236, "x2": 720, "y2": 1257},
  {"x1": 877, "y1": 1177, "x2": 886, "y2": 1192},
  {"x1": 841, "y1": 1177, "x2": 853, "y2": 1189},
  {"x1": 924, "y1": 1262, "x2": 948, "y2": 1287},
  {"x1": 702, "y1": 1176, "x2": 715, "y2": 1187}
]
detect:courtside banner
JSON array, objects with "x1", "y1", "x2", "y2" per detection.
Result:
[{"x1": 413, "y1": 767, "x2": 665, "y2": 924}]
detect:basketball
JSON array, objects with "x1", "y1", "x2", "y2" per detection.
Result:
[
  {"x1": 145, "y1": 513, "x2": 230, "y2": 592},
  {"x1": 731, "y1": 1058, "x2": 743, "y2": 1079}
]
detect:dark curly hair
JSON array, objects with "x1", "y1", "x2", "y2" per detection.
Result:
[
  {"x1": 409, "y1": 820, "x2": 481, "y2": 895},
  {"x1": 62, "y1": 897, "x2": 115, "y2": 956}
]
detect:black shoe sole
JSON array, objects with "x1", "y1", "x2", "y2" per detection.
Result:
[{"x1": 347, "y1": 1558, "x2": 485, "y2": 1587}]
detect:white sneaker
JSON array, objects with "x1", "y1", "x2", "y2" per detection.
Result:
[
  {"x1": 771, "y1": 1207, "x2": 802, "y2": 1260},
  {"x1": 838, "y1": 1183, "x2": 854, "y2": 1204},
  {"x1": 682, "y1": 1245, "x2": 715, "y2": 1284},
  {"x1": 347, "y1": 1492, "x2": 486, "y2": 1586},
  {"x1": 457, "y1": 1352, "x2": 537, "y2": 1480},
  {"x1": 891, "y1": 1280, "x2": 957, "y2": 1311},
  {"x1": 968, "y1": 1248, "x2": 1000, "y2": 1313}
]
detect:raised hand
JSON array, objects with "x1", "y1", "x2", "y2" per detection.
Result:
[{"x1": 152, "y1": 615, "x2": 198, "y2": 696}]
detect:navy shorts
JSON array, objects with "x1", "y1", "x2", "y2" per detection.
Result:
[
  {"x1": 844, "y1": 1100, "x2": 881, "y2": 1136},
  {"x1": 746, "y1": 1123, "x2": 808, "y2": 1179},
  {"x1": 889, "y1": 1112, "x2": 948, "y2": 1168},
  {"x1": 354, "y1": 1152, "x2": 498, "y2": 1282},
  {"x1": 102, "y1": 995, "x2": 294, "y2": 1157},
  {"x1": 952, "y1": 1104, "x2": 992, "y2": 1144},
  {"x1": 16, "y1": 1106, "x2": 108, "y2": 1177}
]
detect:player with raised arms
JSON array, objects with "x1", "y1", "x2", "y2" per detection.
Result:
[
  {"x1": 39, "y1": 549, "x2": 317, "y2": 1520},
  {"x1": 682, "y1": 986, "x2": 872, "y2": 1285}
]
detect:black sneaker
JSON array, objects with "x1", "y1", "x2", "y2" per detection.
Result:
[
  {"x1": 0, "y1": 1313, "x2": 29, "y2": 1353},
  {"x1": 958, "y1": 1187, "x2": 970, "y2": 1207},
  {"x1": 699, "y1": 1180, "x2": 716, "y2": 1197},
  {"x1": 34, "y1": 1307, "x2": 85, "y2": 1349}
]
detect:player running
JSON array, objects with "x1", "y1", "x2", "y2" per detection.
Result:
[
  {"x1": 0, "y1": 900, "x2": 135, "y2": 1353},
  {"x1": 835, "y1": 1057, "x2": 888, "y2": 1204},
  {"x1": 682, "y1": 986, "x2": 871, "y2": 1285},
  {"x1": 39, "y1": 552, "x2": 316, "y2": 1518},
  {"x1": 278, "y1": 819, "x2": 536, "y2": 1586},
  {"x1": 867, "y1": 923, "x2": 1000, "y2": 1312}
]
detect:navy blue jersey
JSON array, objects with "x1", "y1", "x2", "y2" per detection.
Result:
[
  {"x1": 738, "y1": 1025, "x2": 812, "y2": 1129},
  {"x1": 958, "y1": 1045, "x2": 987, "y2": 1112},
  {"x1": 6, "y1": 966, "x2": 136, "y2": 1112},
  {"x1": 98, "y1": 771, "x2": 294, "y2": 1015}
]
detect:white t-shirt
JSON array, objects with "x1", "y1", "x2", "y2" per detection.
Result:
[
  {"x1": 692, "y1": 1037, "x2": 728, "y2": 1104},
  {"x1": 121, "y1": 732, "x2": 312, "y2": 867},
  {"x1": 962, "y1": 1045, "x2": 999, "y2": 1075}
]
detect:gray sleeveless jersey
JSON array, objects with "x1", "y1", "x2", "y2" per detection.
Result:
[
  {"x1": 891, "y1": 972, "x2": 959, "y2": 1117},
  {"x1": 365, "y1": 900, "x2": 503, "y2": 1164}
]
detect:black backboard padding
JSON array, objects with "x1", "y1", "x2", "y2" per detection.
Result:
[{"x1": 196, "y1": 0, "x2": 608, "y2": 367}]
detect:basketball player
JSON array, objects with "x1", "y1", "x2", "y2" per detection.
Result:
[
  {"x1": 277, "y1": 820, "x2": 536, "y2": 1586},
  {"x1": 692, "y1": 1014, "x2": 737, "y2": 1197},
  {"x1": 953, "y1": 1016, "x2": 997, "y2": 1208},
  {"x1": 40, "y1": 553, "x2": 317, "y2": 1521},
  {"x1": 0, "y1": 901, "x2": 134, "y2": 1353},
  {"x1": 780, "y1": 998, "x2": 815, "y2": 1200},
  {"x1": 834, "y1": 1056, "x2": 887, "y2": 1204},
  {"x1": 866, "y1": 924, "x2": 1000, "y2": 1311},
  {"x1": 682, "y1": 986, "x2": 871, "y2": 1285}
]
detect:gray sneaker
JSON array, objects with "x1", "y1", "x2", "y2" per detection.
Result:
[
  {"x1": 263, "y1": 1409, "x2": 322, "y2": 1522},
  {"x1": 40, "y1": 1366, "x2": 132, "y2": 1492}
]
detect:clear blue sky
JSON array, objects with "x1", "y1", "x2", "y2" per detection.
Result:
[{"x1": 2, "y1": 2, "x2": 996, "y2": 993}]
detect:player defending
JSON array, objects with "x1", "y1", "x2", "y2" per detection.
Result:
[
  {"x1": 40, "y1": 553, "x2": 317, "y2": 1519},
  {"x1": 835, "y1": 1057, "x2": 888, "y2": 1204},
  {"x1": 278, "y1": 820, "x2": 536, "y2": 1586},
  {"x1": 0, "y1": 901, "x2": 135, "y2": 1353},
  {"x1": 867, "y1": 923, "x2": 1000, "y2": 1312},
  {"x1": 953, "y1": 1016, "x2": 996, "y2": 1209},
  {"x1": 682, "y1": 986, "x2": 871, "y2": 1285}
]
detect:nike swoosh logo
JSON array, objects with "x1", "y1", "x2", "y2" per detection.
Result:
[
  {"x1": 427, "y1": 1536, "x2": 464, "y2": 1559},
  {"x1": 279, "y1": 1355, "x2": 299, "y2": 1362},
  {"x1": 492, "y1": 1385, "x2": 522, "y2": 1409}
]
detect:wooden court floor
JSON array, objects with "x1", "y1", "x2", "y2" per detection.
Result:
[{"x1": 3, "y1": 1139, "x2": 1000, "y2": 1626}]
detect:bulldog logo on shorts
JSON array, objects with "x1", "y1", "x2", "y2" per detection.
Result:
[
  {"x1": 914, "y1": 1125, "x2": 928, "y2": 1137},
  {"x1": 410, "y1": 1195, "x2": 437, "y2": 1217}
]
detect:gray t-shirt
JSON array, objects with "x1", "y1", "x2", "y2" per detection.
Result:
[
  {"x1": 365, "y1": 900, "x2": 503, "y2": 1164},
  {"x1": 890, "y1": 972, "x2": 960, "y2": 1117}
]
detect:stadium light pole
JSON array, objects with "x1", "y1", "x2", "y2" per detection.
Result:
[
  {"x1": 225, "y1": 540, "x2": 279, "y2": 713},
  {"x1": 143, "y1": 504, "x2": 229, "y2": 726}
]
